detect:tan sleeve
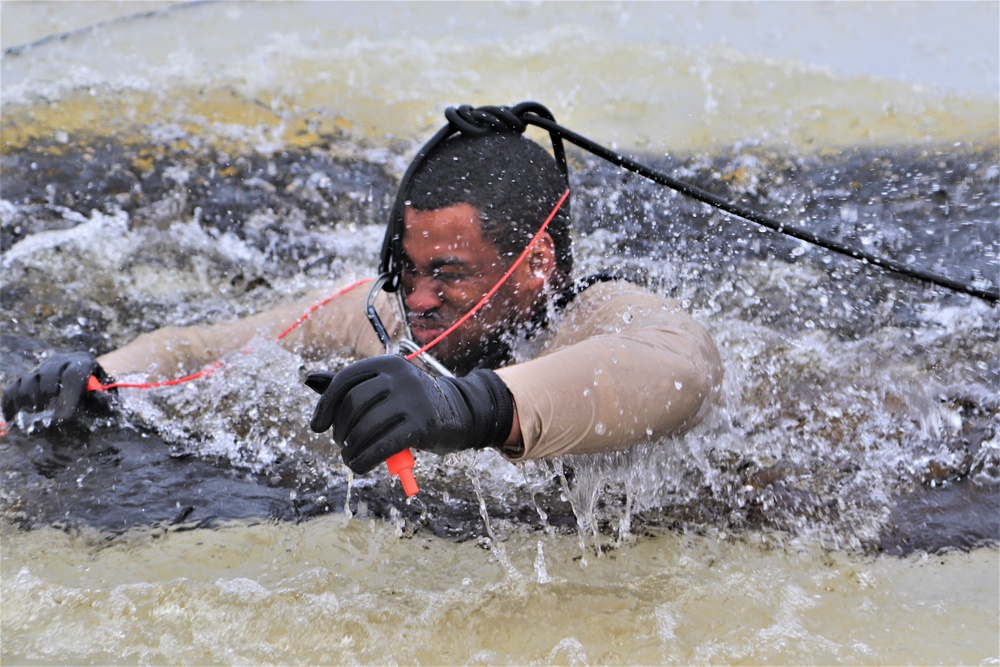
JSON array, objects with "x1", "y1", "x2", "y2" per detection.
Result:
[
  {"x1": 98, "y1": 281, "x2": 400, "y2": 379},
  {"x1": 494, "y1": 281, "x2": 722, "y2": 461}
]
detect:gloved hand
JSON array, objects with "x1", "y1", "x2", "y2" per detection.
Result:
[
  {"x1": 306, "y1": 355, "x2": 515, "y2": 475},
  {"x1": 2, "y1": 352, "x2": 116, "y2": 423}
]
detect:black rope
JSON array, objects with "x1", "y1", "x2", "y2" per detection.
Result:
[
  {"x1": 380, "y1": 102, "x2": 998, "y2": 303},
  {"x1": 3, "y1": 1, "x2": 214, "y2": 58}
]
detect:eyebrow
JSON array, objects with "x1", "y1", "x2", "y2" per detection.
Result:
[
  {"x1": 429, "y1": 257, "x2": 472, "y2": 271},
  {"x1": 404, "y1": 254, "x2": 474, "y2": 273}
]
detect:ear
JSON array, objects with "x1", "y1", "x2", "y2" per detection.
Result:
[{"x1": 524, "y1": 231, "x2": 556, "y2": 289}]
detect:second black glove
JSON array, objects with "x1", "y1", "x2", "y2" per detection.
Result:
[
  {"x1": 2, "y1": 351, "x2": 116, "y2": 423},
  {"x1": 306, "y1": 355, "x2": 515, "y2": 475}
]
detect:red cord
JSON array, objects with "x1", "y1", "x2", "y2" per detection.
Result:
[
  {"x1": 0, "y1": 279, "x2": 373, "y2": 436},
  {"x1": 90, "y1": 361, "x2": 225, "y2": 392},
  {"x1": 85, "y1": 278, "x2": 375, "y2": 392},
  {"x1": 276, "y1": 278, "x2": 374, "y2": 341}
]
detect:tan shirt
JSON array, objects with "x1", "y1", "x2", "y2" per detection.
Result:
[{"x1": 100, "y1": 279, "x2": 722, "y2": 461}]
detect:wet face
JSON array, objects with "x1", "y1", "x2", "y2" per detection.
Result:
[{"x1": 401, "y1": 203, "x2": 554, "y2": 374}]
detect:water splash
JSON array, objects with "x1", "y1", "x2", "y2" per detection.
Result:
[{"x1": 467, "y1": 457, "x2": 521, "y2": 581}]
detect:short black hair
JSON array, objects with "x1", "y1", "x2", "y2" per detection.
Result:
[{"x1": 404, "y1": 132, "x2": 572, "y2": 284}]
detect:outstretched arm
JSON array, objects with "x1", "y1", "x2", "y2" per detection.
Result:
[
  {"x1": 3, "y1": 281, "x2": 390, "y2": 424},
  {"x1": 98, "y1": 282, "x2": 387, "y2": 379}
]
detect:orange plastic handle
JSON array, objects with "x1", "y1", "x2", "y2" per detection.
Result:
[{"x1": 386, "y1": 449, "x2": 419, "y2": 496}]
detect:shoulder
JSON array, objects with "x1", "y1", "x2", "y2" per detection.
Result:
[
  {"x1": 570, "y1": 278, "x2": 673, "y2": 305},
  {"x1": 542, "y1": 279, "x2": 720, "y2": 367},
  {"x1": 553, "y1": 279, "x2": 685, "y2": 334}
]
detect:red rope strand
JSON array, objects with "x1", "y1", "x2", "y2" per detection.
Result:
[
  {"x1": 277, "y1": 278, "x2": 374, "y2": 341},
  {"x1": 86, "y1": 278, "x2": 375, "y2": 392}
]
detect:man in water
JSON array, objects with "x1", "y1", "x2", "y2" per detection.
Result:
[{"x1": 2, "y1": 129, "x2": 722, "y2": 476}]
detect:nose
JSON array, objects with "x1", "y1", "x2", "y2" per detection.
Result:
[{"x1": 404, "y1": 273, "x2": 443, "y2": 313}]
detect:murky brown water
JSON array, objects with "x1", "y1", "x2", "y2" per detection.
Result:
[{"x1": 3, "y1": 516, "x2": 998, "y2": 665}]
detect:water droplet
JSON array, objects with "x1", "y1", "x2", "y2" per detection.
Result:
[
  {"x1": 534, "y1": 541, "x2": 550, "y2": 584},
  {"x1": 594, "y1": 422, "x2": 606, "y2": 435},
  {"x1": 622, "y1": 312, "x2": 633, "y2": 324},
  {"x1": 675, "y1": 381, "x2": 683, "y2": 390}
]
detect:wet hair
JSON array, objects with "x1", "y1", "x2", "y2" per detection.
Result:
[{"x1": 404, "y1": 132, "x2": 572, "y2": 285}]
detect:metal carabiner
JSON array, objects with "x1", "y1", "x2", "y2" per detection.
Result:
[
  {"x1": 365, "y1": 272, "x2": 454, "y2": 378},
  {"x1": 364, "y1": 273, "x2": 396, "y2": 352}
]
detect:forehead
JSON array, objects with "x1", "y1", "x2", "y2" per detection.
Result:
[{"x1": 402, "y1": 203, "x2": 500, "y2": 263}]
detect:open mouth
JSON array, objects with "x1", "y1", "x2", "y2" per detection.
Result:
[{"x1": 407, "y1": 319, "x2": 450, "y2": 345}]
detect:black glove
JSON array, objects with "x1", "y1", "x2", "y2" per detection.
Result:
[
  {"x1": 306, "y1": 355, "x2": 515, "y2": 475},
  {"x1": 2, "y1": 352, "x2": 116, "y2": 423}
]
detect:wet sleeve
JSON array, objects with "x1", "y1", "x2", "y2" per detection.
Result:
[
  {"x1": 98, "y1": 281, "x2": 397, "y2": 379},
  {"x1": 493, "y1": 281, "x2": 723, "y2": 461}
]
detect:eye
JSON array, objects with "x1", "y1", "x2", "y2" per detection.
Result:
[{"x1": 432, "y1": 268, "x2": 468, "y2": 285}]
